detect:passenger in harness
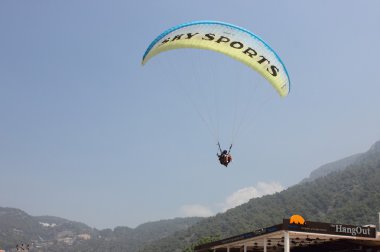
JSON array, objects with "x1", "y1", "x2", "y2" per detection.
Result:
[{"x1": 217, "y1": 143, "x2": 232, "y2": 167}]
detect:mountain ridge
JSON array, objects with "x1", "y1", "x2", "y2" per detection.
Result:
[
  {"x1": 301, "y1": 140, "x2": 380, "y2": 183},
  {"x1": 141, "y1": 140, "x2": 380, "y2": 251},
  {"x1": 0, "y1": 207, "x2": 203, "y2": 251},
  {"x1": 1, "y1": 140, "x2": 379, "y2": 251}
]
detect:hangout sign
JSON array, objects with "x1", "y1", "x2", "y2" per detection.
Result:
[{"x1": 284, "y1": 215, "x2": 376, "y2": 238}]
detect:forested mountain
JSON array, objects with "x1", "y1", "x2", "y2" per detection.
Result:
[
  {"x1": 141, "y1": 141, "x2": 380, "y2": 252},
  {"x1": 0, "y1": 207, "x2": 98, "y2": 250},
  {"x1": 301, "y1": 153, "x2": 361, "y2": 183},
  {"x1": 0, "y1": 208, "x2": 203, "y2": 251},
  {"x1": 302, "y1": 141, "x2": 380, "y2": 183},
  {"x1": 1, "y1": 141, "x2": 379, "y2": 252}
]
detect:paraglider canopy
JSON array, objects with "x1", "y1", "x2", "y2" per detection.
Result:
[
  {"x1": 142, "y1": 20, "x2": 290, "y2": 97},
  {"x1": 142, "y1": 21, "x2": 291, "y2": 167}
]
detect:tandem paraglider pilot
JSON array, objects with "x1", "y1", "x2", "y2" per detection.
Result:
[{"x1": 217, "y1": 143, "x2": 232, "y2": 167}]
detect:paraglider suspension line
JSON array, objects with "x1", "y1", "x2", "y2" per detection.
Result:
[{"x1": 217, "y1": 142, "x2": 233, "y2": 154}]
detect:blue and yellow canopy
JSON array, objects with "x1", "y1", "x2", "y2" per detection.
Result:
[{"x1": 142, "y1": 21, "x2": 290, "y2": 97}]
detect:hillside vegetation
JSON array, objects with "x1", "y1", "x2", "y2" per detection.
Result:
[
  {"x1": 0, "y1": 208, "x2": 202, "y2": 251},
  {"x1": 141, "y1": 141, "x2": 380, "y2": 252},
  {"x1": 1, "y1": 141, "x2": 379, "y2": 252}
]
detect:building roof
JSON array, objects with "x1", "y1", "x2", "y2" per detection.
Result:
[{"x1": 195, "y1": 219, "x2": 380, "y2": 252}]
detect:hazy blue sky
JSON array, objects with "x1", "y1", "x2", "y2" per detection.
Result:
[{"x1": 1, "y1": 1, "x2": 380, "y2": 229}]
